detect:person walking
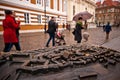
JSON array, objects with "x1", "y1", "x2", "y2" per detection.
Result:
[
  {"x1": 62, "y1": 23, "x2": 65, "y2": 29},
  {"x1": 11, "y1": 11, "x2": 21, "y2": 51},
  {"x1": 104, "y1": 22, "x2": 112, "y2": 40},
  {"x1": 66, "y1": 23, "x2": 68, "y2": 30},
  {"x1": 74, "y1": 17, "x2": 84, "y2": 43},
  {"x1": 2, "y1": 10, "x2": 21, "y2": 52},
  {"x1": 84, "y1": 20, "x2": 88, "y2": 30},
  {"x1": 46, "y1": 17, "x2": 57, "y2": 47},
  {"x1": 68, "y1": 24, "x2": 71, "y2": 31},
  {"x1": 103, "y1": 24, "x2": 106, "y2": 31}
]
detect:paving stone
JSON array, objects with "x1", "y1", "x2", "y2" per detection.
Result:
[
  {"x1": 0, "y1": 28, "x2": 120, "y2": 80},
  {"x1": 79, "y1": 72, "x2": 97, "y2": 79}
]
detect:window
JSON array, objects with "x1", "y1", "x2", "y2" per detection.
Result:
[
  {"x1": 54, "y1": 0, "x2": 57, "y2": 10},
  {"x1": 22, "y1": 0, "x2": 30, "y2": 2},
  {"x1": 37, "y1": 0, "x2": 42, "y2": 6},
  {"x1": 46, "y1": 16, "x2": 49, "y2": 23},
  {"x1": 103, "y1": 4, "x2": 106, "y2": 7},
  {"x1": 107, "y1": 9, "x2": 112, "y2": 13},
  {"x1": 111, "y1": 8, "x2": 114, "y2": 12},
  {"x1": 73, "y1": 5, "x2": 75, "y2": 15},
  {"x1": 99, "y1": 11, "x2": 102, "y2": 13},
  {"x1": 20, "y1": 0, "x2": 29, "y2": 1},
  {"x1": 63, "y1": 0, "x2": 67, "y2": 12},
  {"x1": 46, "y1": 0, "x2": 50, "y2": 7},
  {"x1": 24, "y1": 13, "x2": 30, "y2": 23},
  {"x1": 38, "y1": 15, "x2": 41, "y2": 23}
]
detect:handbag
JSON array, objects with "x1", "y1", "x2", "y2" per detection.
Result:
[
  {"x1": 72, "y1": 29, "x2": 76, "y2": 35},
  {"x1": 46, "y1": 30, "x2": 49, "y2": 33}
]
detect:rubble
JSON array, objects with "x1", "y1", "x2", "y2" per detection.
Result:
[{"x1": 0, "y1": 44, "x2": 120, "y2": 79}]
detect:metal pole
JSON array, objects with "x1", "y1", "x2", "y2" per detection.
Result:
[{"x1": 44, "y1": 0, "x2": 46, "y2": 33}]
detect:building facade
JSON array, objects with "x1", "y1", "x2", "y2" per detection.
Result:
[
  {"x1": 0, "y1": 0, "x2": 67, "y2": 32},
  {"x1": 67, "y1": 0, "x2": 96, "y2": 24},
  {"x1": 96, "y1": 0, "x2": 120, "y2": 27}
]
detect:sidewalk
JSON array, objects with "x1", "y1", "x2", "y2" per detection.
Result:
[
  {"x1": 0, "y1": 27, "x2": 120, "y2": 52},
  {"x1": 86, "y1": 27, "x2": 120, "y2": 52},
  {"x1": 102, "y1": 36, "x2": 120, "y2": 52}
]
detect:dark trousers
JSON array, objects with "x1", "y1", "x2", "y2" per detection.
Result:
[
  {"x1": 106, "y1": 32, "x2": 110, "y2": 40},
  {"x1": 3, "y1": 42, "x2": 21, "y2": 52},
  {"x1": 46, "y1": 33, "x2": 55, "y2": 47}
]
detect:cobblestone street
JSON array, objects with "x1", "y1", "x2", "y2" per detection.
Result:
[
  {"x1": 0, "y1": 27, "x2": 120, "y2": 80},
  {"x1": 0, "y1": 27, "x2": 120, "y2": 52},
  {"x1": 0, "y1": 0, "x2": 120, "y2": 80}
]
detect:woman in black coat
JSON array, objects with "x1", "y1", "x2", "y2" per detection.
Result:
[{"x1": 74, "y1": 17, "x2": 84, "y2": 43}]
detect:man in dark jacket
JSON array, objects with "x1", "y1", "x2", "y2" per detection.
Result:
[
  {"x1": 104, "y1": 22, "x2": 112, "y2": 40},
  {"x1": 46, "y1": 17, "x2": 57, "y2": 47}
]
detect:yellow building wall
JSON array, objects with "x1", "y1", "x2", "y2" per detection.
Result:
[
  {"x1": 31, "y1": 0, "x2": 36, "y2": 4},
  {"x1": 51, "y1": 0, "x2": 54, "y2": 9},
  {"x1": 0, "y1": 25, "x2": 47, "y2": 31},
  {"x1": 58, "y1": 0, "x2": 59, "y2": 11},
  {"x1": 0, "y1": 0, "x2": 67, "y2": 32},
  {"x1": 0, "y1": 24, "x2": 63, "y2": 31},
  {"x1": 20, "y1": 25, "x2": 45, "y2": 30},
  {"x1": 62, "y1": 0, "x2": 64, "y2": 12},
  {"x1": 0, "y1": 26, "x2": 3, "y2": 31}
]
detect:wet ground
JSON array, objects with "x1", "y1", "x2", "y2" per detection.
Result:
[
  {"x1": 0, "y1": 27, "x2": 120, "y2": 80},
  {"x1": 0, "y1": 44, "x2": 120, "y2": 80},
  {"x1": 18, "y1": 63, "x2": 120, "y2": 80},
  {"x1": 0, "y1": 27, "x2": 120, "y2": 52}
]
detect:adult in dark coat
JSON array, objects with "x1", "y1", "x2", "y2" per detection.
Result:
[
  {"x1": 104, "y1": 22, "x2": 112, "y2": 40},
  {"x1": 2, "y1": 10, "x2": 20, "y2": 52},
  {"x1": 46, "y1": 17, "x2": 57, "y2": 47},
  {"x1": 74, "y1": 17, "x2": 84, "y2": 43}
]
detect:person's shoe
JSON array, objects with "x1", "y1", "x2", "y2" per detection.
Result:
[
  {"x1": 58, "y1": 43, "x2": 61, "y2": 46},
  {"x1": 16, "y1": 50, "x2": 22, "y2": 53},
  {"x1": 45, "y1": 45, "x2": 49, "y2": 47},
  {"x1": 53, "y1": 46, "x2": 56, "y2": 48},
  {"x1": 63, "y1": 43, "x2": 66, "y2": 45}
]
